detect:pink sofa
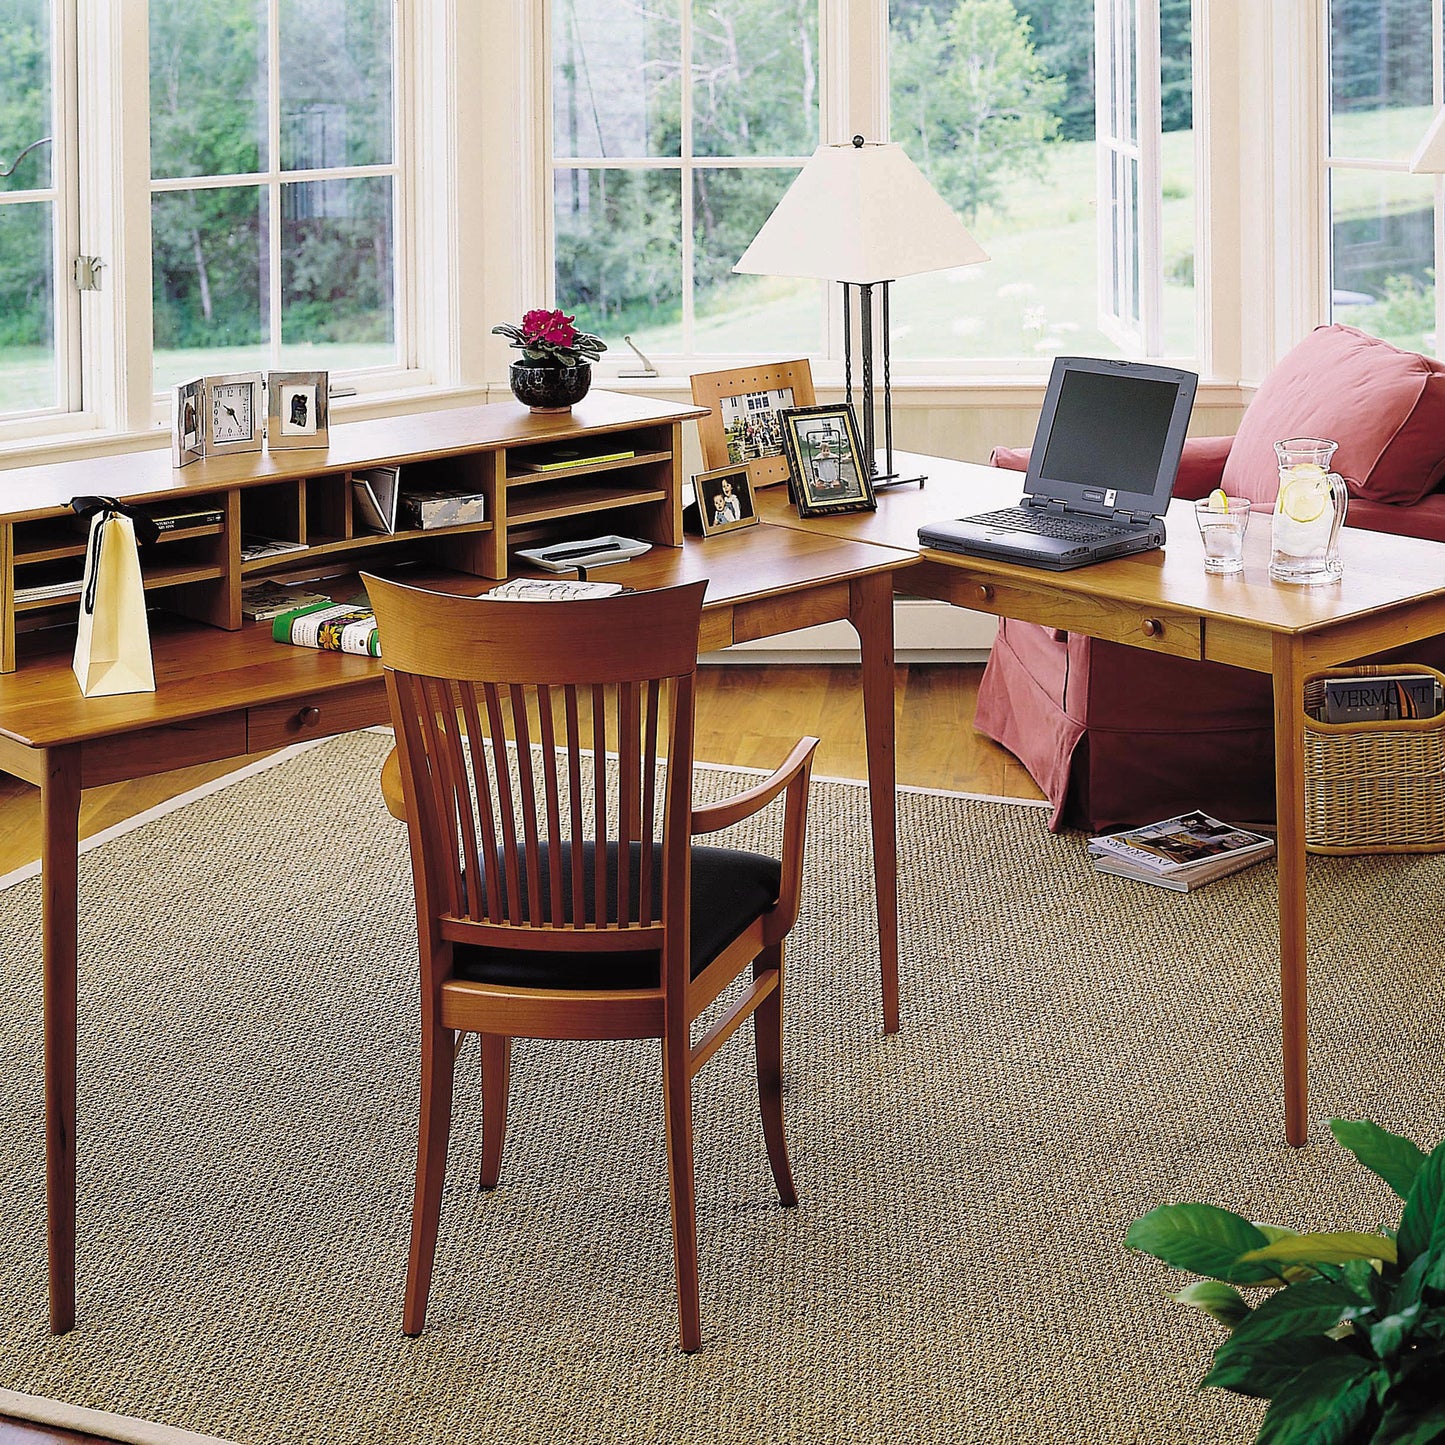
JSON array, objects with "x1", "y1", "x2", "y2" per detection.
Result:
[{"x1": 976, "y1": 325, "x2": 1445, "y2": 832}]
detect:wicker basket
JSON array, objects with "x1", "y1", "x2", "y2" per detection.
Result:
[{"x1": 1302, "y1": 665, "x2": 1445, "y2": 854}]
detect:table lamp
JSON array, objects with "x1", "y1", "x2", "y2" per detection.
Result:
[{"x1": 733, "y1": 136, "x2": 988, "y2": 487}]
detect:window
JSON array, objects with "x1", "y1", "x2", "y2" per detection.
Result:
[
  {"x1": 1327, "y1": 0, "x2": 1442, "y2": 356},
  {"x1": 149, "y1": 0, "x2": 400, "y2": 393},
  {"x1": 551, "y1": 0, "x2": 822, "y2": 359},
  {"x1": 887, "y1": 0, "x2": 1194, "y2": 362},
  {"x1": 0, "y1": 0, "x2": 75, "y2": 419},
  {"x1": 548, "y1": 0, "x2": 1195, "y2": 367}
]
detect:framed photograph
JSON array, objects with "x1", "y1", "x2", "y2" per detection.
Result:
[
  {"x1": 780, "y1": 403, "x2": 877, "y2": 517},
  {"x1": 266, "y1": 370, "x2": 330, "y2": 450},
  {"x1": 692, "y1": 463, "x2": 760, "y2": 538},
  {"x1": 690, "y1": 359, "x2": 816, "y2": 491},
  {"x1": 172, "y1": 378, "x2": 204, "y2": 468},
  {"x1": 201, "y1": 372, "x2": 265, "y2": 458}
]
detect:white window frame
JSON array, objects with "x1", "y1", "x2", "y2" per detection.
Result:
[
  {"x1": 1096, "y1": 0, "x2": 1166, "y2": 354},
  {"x1": 537, "y1": 0, "x2": 1196, "y2": 378},
  {"x1": 0, "y1": 0, "x2": 83, "y2": 438},
  {"x1": 147, "y1": 0, "x2": 418, "y2": 407},
  {"x1": 1323, "y1": 0, "x2": 1445, "y2": 357}
]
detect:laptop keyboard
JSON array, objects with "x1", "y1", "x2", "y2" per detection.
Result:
[{"x1": 967, "y1": 506, "x2": 1117, "y2": 542}]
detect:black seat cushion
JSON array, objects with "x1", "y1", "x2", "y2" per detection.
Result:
[{"x1": 451, "y1": 841, "x2": 782, "y2": 991}]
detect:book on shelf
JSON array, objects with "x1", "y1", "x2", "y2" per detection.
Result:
[
  {"x1": 512, "y1": 447, "x2": 635, "y2": 474},
  {"x1": 1091, "y1": 847, "x2": 1272, "y2": 892},
  {"x1": 272, "y1": 601, "x2": 381, "y2": 656},
  {"x1": 241, "y1": 535, "x2": 308, "y2": 562},
  {"x1": 398, "y1": 487, "x2": 487, "y2": 530},
  {"x1": 1321, "y1": 673, "x2": 1444, "y2": 724},
  {"x1": 352, "y1": 466, "x2": 401, "y2": 534},
  {"x1": 1088, "y1": 810, "x2": 1275, "y2": 877},
  {"x1": 147, "y1": 504, "x2": 225, "y2": 532},
  {"x1": 240, "y1": 579, "x2": 333, "y2": 622},
  {"x1": 480, "y1": 578, "x2": 625, "y2": 602},
  {"x1": 15, "y1": 577, "x2": 83, "y2": 603}
]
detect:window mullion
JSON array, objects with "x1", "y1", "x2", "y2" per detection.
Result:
[
  {"x1": 680, "y1": 0, "x2": 695, "y2": 354},
  {"x1": 268, "y1": 0, "x2": 282, "y2": 368}
]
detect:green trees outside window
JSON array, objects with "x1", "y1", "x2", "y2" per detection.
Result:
[{"x1": 149, "y1": 0, "x2": 398, "y2": 391}]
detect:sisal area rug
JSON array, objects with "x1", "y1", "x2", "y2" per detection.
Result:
[{"x1": 2, "y1": 731, "x2": 1444, "y2": 1445}]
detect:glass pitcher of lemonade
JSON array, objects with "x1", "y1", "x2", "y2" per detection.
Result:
[{"x1": 1270, "y1": 437, "x2": 1348, "y2": 584}]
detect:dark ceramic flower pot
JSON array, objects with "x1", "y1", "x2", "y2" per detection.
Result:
[{"x1": 508, "y1": 359, "x2": 592, "y2": 413}]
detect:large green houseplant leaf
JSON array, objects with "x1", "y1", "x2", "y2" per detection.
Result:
[{"x1": 1125, "y1": 1120, "x2": 1445, "y2": 1443}]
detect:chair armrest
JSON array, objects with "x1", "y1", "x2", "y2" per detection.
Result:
[
  {"x1": 691, "y1": 736, "x2": 819, "y2": 835},
  {"x1": 991, "y1": 435, "x2": 1236, "y2": 501},
  {"x1": 381, "y1": 746, "x2": 407, "y2": 821},
  {"x1": 693, "y1": 737, "x2": 819, "y2": 944}
]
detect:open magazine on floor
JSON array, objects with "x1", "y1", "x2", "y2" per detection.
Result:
[{"x1": 1088, "y1": 810, "x2": 1275, "y2": 891}]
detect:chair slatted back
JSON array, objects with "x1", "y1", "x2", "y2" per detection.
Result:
[{"x1": 368, "y1": 577, "x2": 706, "y2": 960}]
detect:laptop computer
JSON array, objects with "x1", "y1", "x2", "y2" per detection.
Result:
[{"x1": 917, "y1": 356, "x2": 1199, "y2": 571}]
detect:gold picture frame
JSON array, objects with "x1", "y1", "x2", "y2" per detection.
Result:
[
  {"x1": 690, "y1": 359, "x2": 816, "y2": 490},
  {"x1": 780, "y1": 402, "x2": 878, "y2": 517}
]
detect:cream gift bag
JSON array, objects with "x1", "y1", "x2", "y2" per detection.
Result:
[{"x1": 72, "y1": 502, "x2": 156, "y2": 696}]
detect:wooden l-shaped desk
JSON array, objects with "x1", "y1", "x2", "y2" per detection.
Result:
[{"x1": 8, "y1": 429, "x2": 1445, "y2": 1336}]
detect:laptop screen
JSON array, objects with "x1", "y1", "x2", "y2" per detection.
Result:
[{"x1": 1027, "y1": 357, "x2": 1198, "y2": 515}]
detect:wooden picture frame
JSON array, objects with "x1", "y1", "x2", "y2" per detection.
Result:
[
  {"x1": 691, "y1": 463, "x2": 760, "y2": 537},
  {"x1": 690, "y1": 359, "x2": 816, "y2": 490},
  {"x1": 780, "y1": 402, "x2": 878, "y2": 517}
]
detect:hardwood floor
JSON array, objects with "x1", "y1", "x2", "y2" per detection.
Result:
[{"x1": 0, "y1": 663, "x2": 1041, "y2": 880}]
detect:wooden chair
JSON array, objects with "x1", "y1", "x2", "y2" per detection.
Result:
[{"x1": 367, "y1": 574, "x2": 818, "y2": 1351}]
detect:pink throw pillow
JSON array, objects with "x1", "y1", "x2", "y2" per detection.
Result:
[{"x1": 1220, "y1": 324, "x2": 1445, "y2": 507}]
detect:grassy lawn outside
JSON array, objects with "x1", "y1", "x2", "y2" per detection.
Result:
[{"x1": 0, "y1": 349, "x2": 56, "y2": 415}]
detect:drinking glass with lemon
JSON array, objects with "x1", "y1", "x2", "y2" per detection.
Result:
[
  {"x1": 1193, "y1": 488, "x2": 1251, "y2": 573},
  {"x1": 1269, "y1": 438, "x2": 1347, "y2": 584}
]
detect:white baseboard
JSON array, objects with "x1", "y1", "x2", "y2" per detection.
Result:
[{"x1": 703, "y1": 598, "x2": 996, "y2": 665}]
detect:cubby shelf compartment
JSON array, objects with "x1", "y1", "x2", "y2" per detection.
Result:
[
  {"x1": 14, "y1": 561, "x2": 226, "y2": 613},
  {"x1": 504, "y1": 449, "x2": 673, "y2": 486},
  {"x1": 15, "y1": 521, "x2": 225, "y2": 566},
  {"x1": 508, "y1": 485, "x2": 668, "y2": 525}
]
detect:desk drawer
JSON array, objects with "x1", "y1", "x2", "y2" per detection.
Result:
[
  {"x1": 81, "y1": 713, "x2": 248, "y2": 788},
  {"x1": 914, "y1": 561, "x2": 1202, "y2": 661},
  {"x1": 247, "y1": 682, "x2": 386, "y2": 751}
]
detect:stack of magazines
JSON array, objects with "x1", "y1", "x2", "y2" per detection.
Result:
[{"x1": 1088, "y1": 811, "x2": 1275, "y2": 892}]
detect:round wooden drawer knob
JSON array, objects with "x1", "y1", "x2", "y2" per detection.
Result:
[
  {"x1": 1141, "y1": 618, "x2": 1163, "y2": 638},
  {"x1": 976, "y1": 584, "x2": 995, "y2": 602},
  {"x1": 297, "y1": 706, "x2": 322, "y2": 728}
]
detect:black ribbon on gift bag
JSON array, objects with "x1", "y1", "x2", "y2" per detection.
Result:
[{"x1": 69, "y1": 496, "x2": 161, "y2": 616}]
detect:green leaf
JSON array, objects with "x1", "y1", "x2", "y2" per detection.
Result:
[
  {"x1": 1127, "y1": 1204, "x2": 1279, "y2": 1283},
  {"x1": 1369, "y1": 1303, "x2": 1422, "y2": 1363},
  {"x1": 1331, "y1": 1120, "x2": 1428, "y2": 1201},
  {"x1": 1227, "y1": 1278, "x2": 1364, "y2": 1349},
  {"x1": 1202, "y1": 1335, "x2": 1349, "y2": 1401},
  {"x1": 1399, "y1": 1139, "x2": 1445, "y2": 1268},
  {"x1": 1255, "y1": 1356, "x2": 1378, "y2": 1444},
  {"x1": 1239, "y1": 1232, "x2": 1398, "y2": 1267},
  {"x1": 1374, "y1": 1390, "x2": 1445, "y2": 1445},
  {"x1": 1172, "y1": 1280, "x2": 1253, "y2": 1328}
]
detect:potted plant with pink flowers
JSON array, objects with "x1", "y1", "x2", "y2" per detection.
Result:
[{"x1": 493, "y1": 308, "x2": 608, "y2": 413}]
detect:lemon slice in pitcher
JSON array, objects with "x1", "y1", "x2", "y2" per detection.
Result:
[{"x1": 1279, "y1": 466, "x2": 1328, "y2": 524}]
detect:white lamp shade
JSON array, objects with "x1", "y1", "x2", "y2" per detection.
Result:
[
  {"x1": 733, "y1": 140, "x2": 989, "y2": 284},
  {"x1": 1409, "y1": 108, "x2": 1445, "y2": 173}
]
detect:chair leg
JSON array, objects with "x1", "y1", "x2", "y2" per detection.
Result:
[
  {"x1": 403, "y1": 1019, "x2": 456, "y2": 1337},
  {"x1": 753, "y1": 943, "x2": 797, "y2": 1207},
  {"x1": 479, "y1": 1034, "x2": 511, "y2": 1191},
  {"x1": 662, "y1": 1037, "x2": 703, "y2": 1353}
]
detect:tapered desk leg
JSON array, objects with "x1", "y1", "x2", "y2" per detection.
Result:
[
  {"x1": 1272, "y1": 639, "x2": 1309, "y2": 1147},
  {"x1": 849, "y1": 572, "x2": 900, "y2": 1034},
  {"x1": 41, "y1": 746, "x2": 82, "y2": 1333}
]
